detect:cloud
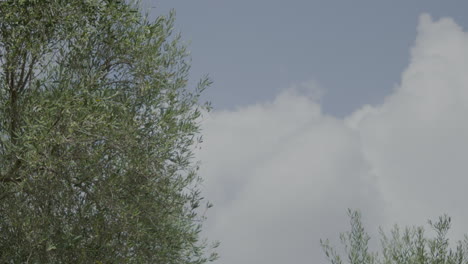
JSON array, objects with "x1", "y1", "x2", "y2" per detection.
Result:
[
  {"x1": 197, "y1": 86, "x2": 385, "y2": 263},
  {"x1": 197, "y1": 14, "x2": 468, "y2": 264},
  {"x1": 350, "y1": 14, "x2": 468, "y2": 238}
]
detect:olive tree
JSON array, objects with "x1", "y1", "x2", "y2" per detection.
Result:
[
  {"x1": 321, "y1": 210, "x2": 468, "y2": 264},
  {"x1": 0, "y1": 0, "x2": 217, "y2": 263}
]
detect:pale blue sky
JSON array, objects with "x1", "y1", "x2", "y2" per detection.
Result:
[
  {"x1": 143, "y1": 0, "x2": 468, "y2": 117},
  {"x1": 141, "y1": 2, "x2": 468, "y2": 264}
]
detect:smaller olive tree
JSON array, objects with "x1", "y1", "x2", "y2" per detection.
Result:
[{"x1": 321, "y1": 209, "x2": 468, "y2": 264}]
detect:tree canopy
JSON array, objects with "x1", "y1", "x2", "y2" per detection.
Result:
[
  {"x1": 0, "y1": 0, "x2": 217, "y2": 262},
  {"x1": 321, "y1": 210, "x2": 468, "y2": 264}
]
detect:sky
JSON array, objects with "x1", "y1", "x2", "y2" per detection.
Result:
[{"x1": 142, "y1": 1, "x2": 468, "y2": 263}]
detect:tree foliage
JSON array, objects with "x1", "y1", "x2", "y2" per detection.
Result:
[
  {"x1": 0, "y1": 0, "x2": 217, "y2": 262},
  {"x1": 321, "y1": 210, "x2": 468, "y2": 264}
]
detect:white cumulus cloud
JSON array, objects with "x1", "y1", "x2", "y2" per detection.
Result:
[{"x1": 197, "y1": 14, "x2": 468, "y2": 264}]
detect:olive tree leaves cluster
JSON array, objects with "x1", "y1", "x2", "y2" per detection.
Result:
[
  {"x1": 0, "y1": 0, "x2": 217, "y2": 263},
  {"x1": 321, "y1": 210, "x2": 468, "y2": 264}
]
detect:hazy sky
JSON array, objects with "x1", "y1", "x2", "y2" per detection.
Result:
[
  {"x1": 144, "y1": 0, "x2": 468, "y2": 117},
  {"x1": 142, "y1": 1, "x2": 468, "y2": 263}
]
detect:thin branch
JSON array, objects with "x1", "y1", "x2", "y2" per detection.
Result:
[
  {"x1": 17, "y1": 52, "x2": 27, "y2": 90},
  {"x1": 18, "y1": 55, "x2": 37, "y2": 93}
]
